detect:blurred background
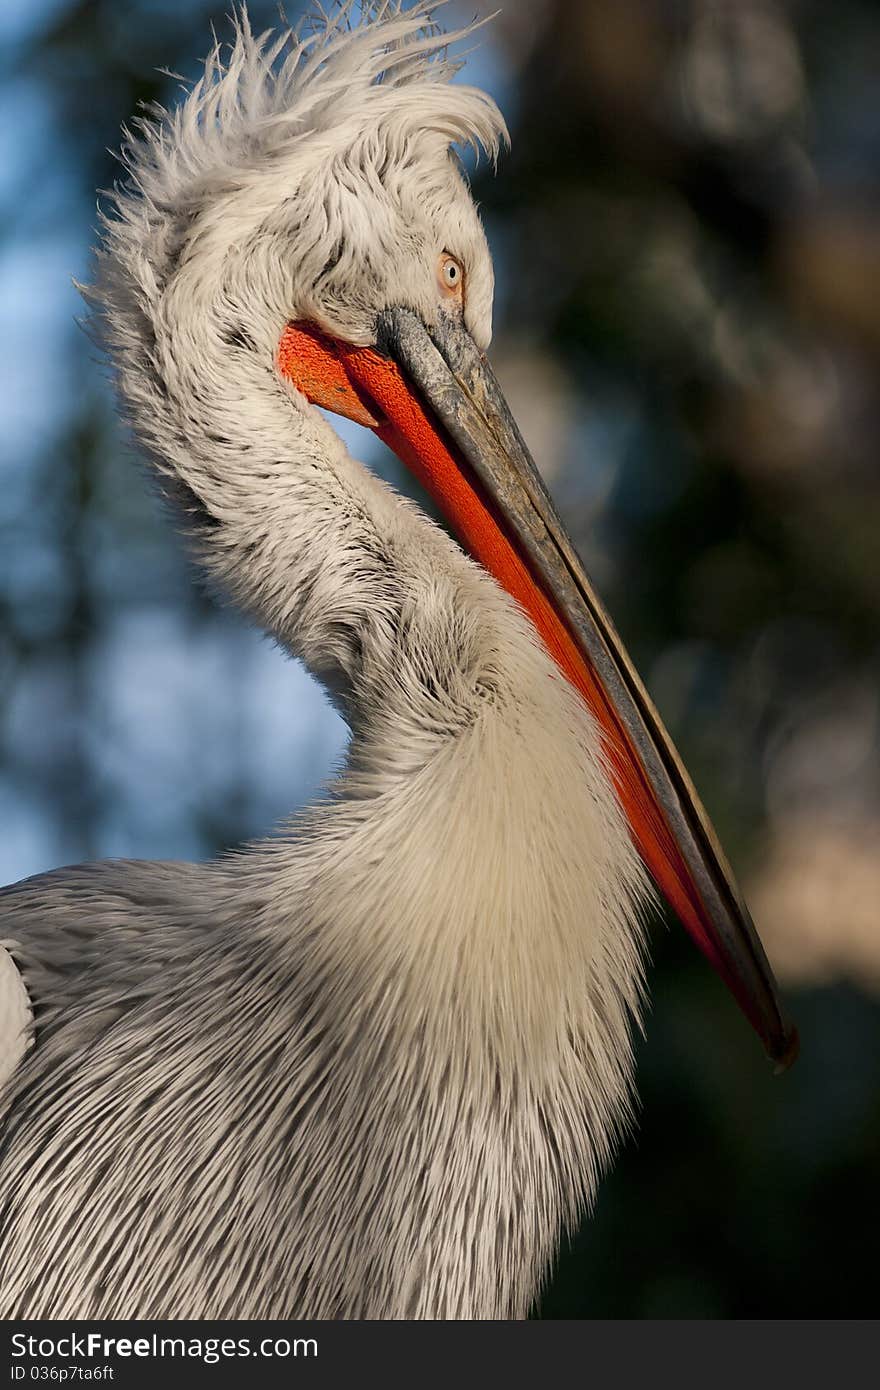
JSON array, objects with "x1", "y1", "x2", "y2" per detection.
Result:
[{"x1": 1, "y1": 0, "x2": 878, "y2": 1316}]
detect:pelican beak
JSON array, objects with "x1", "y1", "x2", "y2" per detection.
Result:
[{"x1": 276, "y1": 308, "x2": 798, "y2": 1070}]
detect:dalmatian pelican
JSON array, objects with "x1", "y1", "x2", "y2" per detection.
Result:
[{"x1": 0, "y1": 2, "x2": 795, "y2": 1319}]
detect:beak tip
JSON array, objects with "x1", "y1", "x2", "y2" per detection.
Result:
[{"x1": 770, "y1": 1022, "x2": 800, "y2": 1075}]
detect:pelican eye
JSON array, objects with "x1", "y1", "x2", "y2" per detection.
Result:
[{"x1": 438, "y1": 252, "x2": 464, "y2": 299}]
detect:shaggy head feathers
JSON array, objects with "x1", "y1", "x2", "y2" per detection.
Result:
[{"x1": 92, "y1": 2, "x2": 507, "y2": 356}]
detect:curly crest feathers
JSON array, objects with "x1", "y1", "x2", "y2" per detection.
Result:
[{"x1": 115, "y1": 2, "x2": 507, "y2": 215}]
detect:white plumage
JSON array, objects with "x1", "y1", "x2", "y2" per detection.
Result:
[
  {"x1": 1, "y1": 0, "x2": 783, "y2": 1320},
  {"x1": 0, "y1": 945, "x2": 31, "y2": 1101}
]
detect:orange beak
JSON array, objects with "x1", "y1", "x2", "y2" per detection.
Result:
[{"x1": 278, "y1": 308, "x2": 798, "y2": 1070}]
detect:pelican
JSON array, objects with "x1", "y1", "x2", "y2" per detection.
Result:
[{"x1": 0, "y1": 3, "x2": 796, "y2": 1320}]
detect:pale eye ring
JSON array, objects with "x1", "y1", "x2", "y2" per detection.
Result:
[{"x1": 438, "y1": 252, "x2": 464, "y2": 296}]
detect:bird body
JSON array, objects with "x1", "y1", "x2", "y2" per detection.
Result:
[
  {"x1": 0, "y1": 2, "x2": 792, "y2": 1319},
  {"x1": 0, "y1": 576, "x2": 643, "y2": 1317}
]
